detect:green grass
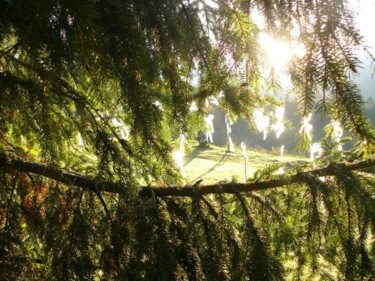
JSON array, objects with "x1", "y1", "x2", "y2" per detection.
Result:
[{"x1": 183, "y1": 142, "x2": 308, "y2": 184}]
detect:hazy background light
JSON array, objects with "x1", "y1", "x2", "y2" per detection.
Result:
[
  {"x1": 349, "y1": 0, "x2": 375, "y2": 98},
  {"x1": 192, "y1": 1, "x2": 374, "y2": 97},
  {"x1": 257, "y1": 1, "x2": 375, "y2": 98},
  {"x1": 350, "y1": 0, "x2": 375, "y2": 49}
]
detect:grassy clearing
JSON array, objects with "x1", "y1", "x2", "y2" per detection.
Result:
[{"x1": 183, "y1": 142, "x2": 308, "y2": 184}]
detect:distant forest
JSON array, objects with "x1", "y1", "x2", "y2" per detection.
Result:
[{"x1": 210, "y1": 97, "x2": 375, "y2": 154}]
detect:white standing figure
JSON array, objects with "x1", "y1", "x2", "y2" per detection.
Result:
[
  {"x1": 152, "y1": 100, "x2": 163, "y2": 110},
  {"x1": 120, "y1": 126, "x2": 130, "y2": 140},
  {"x1": 77, "y1": 132, "x2": 85, "y2": 147},
  {"x1": 204, "y1": 97, "x2": 219, "y2": 107},
  {"x1": 209, "y1": 96, "x2": 219, "y2": 106},
  {"x1": 240, "y1": 141, "x2": 248, "y2": 182},
  {"x1": 225, "y1": 114, "x2": 235, "y2": 152},
  {"x1": 272, "y1": 122, "x2": 285, "y2": 139},
  {"x1": 332, "y1": 120, "x2": 344, "y2": 150},
  {"x1": 174, "y1": 133, "x2": 186, "y2": 176},
  {"x1": 111, "y1": 117, "x2": 130, "y2": 140},
  {"x1": 271, "y1": 106, "x2": 285, "y2": 139},
  {"x1": 204, "y1": 98, "x2": 209, "y2": 108},
  {"x1": 300, "y1": 113, "x2": 313, "y2": 140},
  {"x1": 310, "y1": 142, "x2": 323, "y2": 161},
  {"x1": 189, "y1": 101, "x2": 198, "y2": 112},
  {"x1": 204, "y1": 114, "x2": 215, "y2": 143},
  {"x1": 111, "y1": 117, "x2": 123, "y2": 127},
  {"x1": 99, "y1": 111, "x2": 107, "y2": 118},
  {"x1": 275, "y1": 106, "x2": 285, "y2": 121},
  {"x1": 253, "y1": 109, "x2": 270, "y2": 140},
  {"x1": 278, "y1": 144, "x2": 285, "y2": 174}
]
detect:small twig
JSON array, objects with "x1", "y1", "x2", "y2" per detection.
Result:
[{"x1": 94, "y1": 182, "x2": 113, "y2": 223}]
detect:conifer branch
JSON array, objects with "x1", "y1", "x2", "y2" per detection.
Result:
[
  {"x1": 0, "y1": 152, "x2": 124, "y2": 194},
  {"x1": 0, "y1": 152, "x2": 374, "y2": 197}
]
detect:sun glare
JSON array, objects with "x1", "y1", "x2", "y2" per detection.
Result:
[{"x1": 259, "y1": 33, "x2": 306, "y2": 71}]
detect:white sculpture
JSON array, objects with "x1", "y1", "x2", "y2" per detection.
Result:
[
  {"x1": 310, "y1": 142, "x2": 323, "y2": 161},
  {"x1": 300, "y1": 113, "x2": 313, "y2": 140},
  {"x1": 253, "y1": 109, "x2": 270, "y2": 140},
  {"x1": 174, "y1": 133, "x2": 186, "y2": 176},
  {"x1": 204, "y1": 114, "x2": 215, "y2": 143},
  {"x1": 77, "y1": 132, "x2": 85, "y2": 147},
  {"x1": 271, "y1": 106, "x2": 285, "y2": 139},
  {"x1": 225, "y1": 114, "x2": 235, "y2": 152},
  {"x1": 332, "y1": 120, "x2": 344, "y2": 150},
  {"x1": 240, "y1": 141, "x2": 248, "y2": 182},
  {"x1": 111, "y1": 118, "x2": 130, "y2": 140}
]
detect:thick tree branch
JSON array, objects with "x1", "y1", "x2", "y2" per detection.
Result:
[
  {"x1": 0, "y1": 152, "x2": 374, "y2": 197},
  {"x1": 141, "y1": 158, "x2": 375, "y2": 197},
  {"x1": 0, "y1": 152, "x2": 124, "y2": 193}
]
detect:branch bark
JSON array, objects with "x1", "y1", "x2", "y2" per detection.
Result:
[
  {"x1": 0, "y1": 152, "x2": 124, "y2": 193},
  {"x1": 0, "y1": 152, "x2": 374, "y2": 197}
]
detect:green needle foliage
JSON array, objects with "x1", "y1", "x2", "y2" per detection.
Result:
[{"x1": 0, "y1": 0, "x2": 375, "y2": 280}]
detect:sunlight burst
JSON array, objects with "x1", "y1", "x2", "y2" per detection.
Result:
[{"x1": 259, "y1": 33, "x2": 306, "y2": 70}]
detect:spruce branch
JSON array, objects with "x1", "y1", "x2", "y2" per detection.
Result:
[{"x1": 0, "y1": 151, "x2": 374, "y2": 197}]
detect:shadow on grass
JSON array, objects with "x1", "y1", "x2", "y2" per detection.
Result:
[
  {"x1": 184, "y1": 144, "x2": 213, "y2": 166},
  {"x1": 190, "y1": 152, "x2": 232, "y2": 182}
]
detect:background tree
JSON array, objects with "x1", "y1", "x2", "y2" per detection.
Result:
[{"x1": 0, "y1": 0, "x2": 374, "y2": 280}]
